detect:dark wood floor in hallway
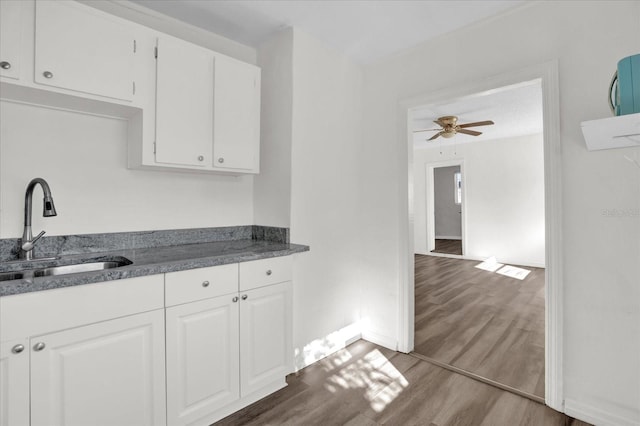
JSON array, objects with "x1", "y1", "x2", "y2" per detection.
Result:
[
  {"x1": 414, "y1": 254, "x2": 545, "y2": 398},
  {"x1": 216, "y1": 340, "x2": 589, "y2": 425}
]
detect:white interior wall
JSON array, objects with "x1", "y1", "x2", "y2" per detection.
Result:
[
  {"x1": 0, "y1": 101, "x2": 253, "y2": 237},
  {"x1": 415, "y1": 135, "x2": 545, "y2": 267},
  {"x1": 253, "y1": 29, "x2": 294, "y2": 228},
  {"x1": 289, "y1": 29, "x2": 364, "y2": 369},
  {"x1": 433, "y1": 165, "x2": 462, "y2": 240},
  {"x1": 361, "y1": 2, "x2": 640, "y2": 424}
]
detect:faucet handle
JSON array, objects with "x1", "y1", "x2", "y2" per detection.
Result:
[{"x1": 21, "y1": 230, "x2": 46, "y2": 251}]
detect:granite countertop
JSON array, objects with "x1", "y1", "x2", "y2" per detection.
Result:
[{"x1": 0, "y1": 227, "x2": 309, "y2": 297}]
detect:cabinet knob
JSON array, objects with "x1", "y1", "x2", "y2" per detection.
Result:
[
  {"x1": 266, "y1": 270, "x2": 272, "y2": 276},
  {"x1": 202, "y1": 280, "x2": 210, "y2": 287},
  {"x1": 232, "y1": 296, "x2": 239, "y2": 303},
  {"x1": 33, "y1": 342, "x2": 46, "y2": 352},
  {"x1": 43, "y1": 71, "x2": 53, "y2": 79},
  {"x1": 197, "y1": 155, "x2": 204, "y2": 162},
  {"x1": 12, "y1": 344, "x2": 24, "y2": 354},
  {"x1": 218, "y1": 158, "x2": 224, "y2": 164},
  {"x1": 241, "y1": 294, "x2": 248, "y2": 300},
  {"x1": 0, "y1": 61, "x2": 11, "y2": 70}
]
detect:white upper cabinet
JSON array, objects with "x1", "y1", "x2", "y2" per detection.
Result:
[
  {"x1": 34, "y1": 0, "x2": 135, "y2": 101},
  {"x1": 213, "y1": 55, "x2": 261, "y2": 172},
  {"x1": 155, "y1": 36, "x2": 214, "y2": 168},
  {"x1": 0, "y1": 1, "x2": 23, "y2": 81},
  {"x1": 150, "y1": 35, "x2": 261, "y2": 174}
]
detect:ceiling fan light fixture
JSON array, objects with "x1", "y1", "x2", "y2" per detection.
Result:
[{"x1": 441, "y1": 131, "x2": 456, "y2": 138}]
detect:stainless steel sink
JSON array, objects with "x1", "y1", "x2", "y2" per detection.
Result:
[
  {"x1": 0, "y1": 257, "x2": 132, "y2": 282},
  {"x1": 33, "y1": 261, "x2": 127, "y2": 277}
]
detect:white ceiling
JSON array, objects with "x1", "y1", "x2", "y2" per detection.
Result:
[
  {"x1": 130, "y1": 0, "x2": 526, "y2": 64},
  {"x1": 412, "y1": 80, "x2": 544, "y2": 149}
]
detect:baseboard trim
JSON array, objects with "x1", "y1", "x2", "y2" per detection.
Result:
[
  {"x1": 409, "y1": 352, "x2": 545, "y2": 405},
  {"x1": 294, "y1": 323, "x2": 362, "y2": 371},
  {"x1": 565, "y1": 398, "x2": 640, "y2": 426},
  {"x1": 361, "y1": 330, "x2": 398, "y2": 351}
]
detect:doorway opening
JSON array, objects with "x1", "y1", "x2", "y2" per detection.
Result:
[
  {"x1": 427, "y1": 162, "x2": 464, "y2": 257},
  {"x1": 409, "y1": 79, "x2": 547, "y2": 402}
]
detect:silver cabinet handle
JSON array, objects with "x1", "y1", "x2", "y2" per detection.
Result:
[
  {"x1": 0, "y1": 61, "x2": 11, "y2": 70},
  {"x1": 241, "y1": 294, "x2": 248, "y2": 300},
  {"x1": 33, "y1": 342, "x2": 46, "y2": 351},
  {"x1": 266, "y1": 270, "x2": 272, "y2": 276},
  {"x1": 218, "y1": 158, "x2": 224, "y2": 164},
  {"x1": 198, "y1": 155, "x2": 204, "y2": 162},
  {"x1": 202, "y1": 280, "x2": 210, "y2": 287},
  {"x1": 12, "y1": 344, "x2": 24, "y2": 354},
  {"x1": 43, "y1": 71, "x2": 53, "y2": 79},
  {"x1": 232, "y1": 296, "x2": 239, "y2": 303}
]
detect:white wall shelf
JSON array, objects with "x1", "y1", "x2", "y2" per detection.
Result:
[{"x1": 581, "y1": 112, "x2": 640, "y2": 151}]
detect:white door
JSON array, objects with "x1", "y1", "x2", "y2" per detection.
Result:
[
  {"x1": 166, "y1": 295, "x2": 240, "y2": 426},
  {"x1": 0, "y1": 0, "x2": 22, "y2": 80},
  {"x1": 240, "y1": 281, "x2": 292, "y2": 396},
  {"x1": 30, "y1": 310, "x2": 166, "y2": 426},
  {"x1": 0, "y1": 339, "x2": 29, "y2": 426},
  {"x1": 34, "y1": 0, "x2": 135, "y2": 101},
  {"x1": 155, "y1": 36, "x2": 214, "y2": 168},
  {"x1": 213, "y1": 55, "x2": 261, "y2": 172}
]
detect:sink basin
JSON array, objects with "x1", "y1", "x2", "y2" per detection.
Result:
[
  {"x1": 33, "y1": 261, "x2": 128, "y2": 277},
  {"x1": 0, "y1": 257, "x2": 132, "y2": 282}
]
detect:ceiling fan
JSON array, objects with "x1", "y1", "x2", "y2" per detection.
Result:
[{"x1": 414, "y1": 115, "x2": 494, "y2": 140}]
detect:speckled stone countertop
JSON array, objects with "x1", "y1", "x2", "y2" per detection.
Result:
[{"x1": 0, "y1": 226, "x2": 309, "y2": 297}]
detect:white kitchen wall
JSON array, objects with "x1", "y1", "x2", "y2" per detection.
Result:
[
  {"x1": 256, "y1": 28, "x2": 365, "y2": 369},
  {"x1": 0, "y1": 101, "x2": 253, "y2": 237},
  {"x1": 253, "y1": 29, "x2": 294, "y2": 228},
  {"x1": 361, "y1": 1, "x2": 640, "y2": 424},
  {"x1": 415, "y1": 134, "x2": 545, "y2": 267},
  {"x1": 289, "y1": 29, "x2": 364, "y2": 369},
  {"x1": 433, "y1": 165, "x2": 462, "y2": 240}
]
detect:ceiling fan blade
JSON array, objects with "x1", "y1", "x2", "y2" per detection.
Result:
[
  {"x1": 428, "y1": 132, "x2": 443, "y2": 141},
  {"x1": 458, "y1": 120, "x2": 494, "y2": 128},
  {"x1": 413, "y1": 128, "x2": 441, "y2": 133},
  {"x1": 457, "y1": 129, "x2": 482, "y2": 136}
]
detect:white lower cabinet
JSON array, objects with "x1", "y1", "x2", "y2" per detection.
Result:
[
  {"x1": 165, "y1": 261, "x2": 293, "y2": 426},
  {"x1": 0, "y1": 257, "x2": 294, "y2": 426},
  {"x1": 240, "y1": 282, "x2": 293, "y2": 396},
  {"x1": 166, "y1": 295, "x2": 240, "y2": 426},
  {"x1": 30, "y1": 310, "x2": 166, "y2": 426}
]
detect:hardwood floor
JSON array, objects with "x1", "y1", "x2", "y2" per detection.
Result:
[
  {"x1": 215, "y1": 340, "x2": 589, "y2": 425},
  {"x1": 431, "y1": 239, "x2": 463, "y2": 255},
  {"x1": 414, "y1": 254, "x2": 545, "y2": 398}
]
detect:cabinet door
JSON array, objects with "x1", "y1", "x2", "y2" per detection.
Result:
[
  {"x1": 34, "y1": 0, "x2": 135, "y2": 101},
  {"x1": 213, "y1": 55, "x2": 261, "y2": 172},
  {"x1": 155, "y1": 36, "x2": 214, "y2": 168},
  {"x1": 30, "y1": 310, "x2": 166, "y2": 426},
  {"x1": 166, "y1": 295, "x2": 240, "y2": 426},
  {"x1": 240, "y1": 281, "x2": 292, "y2": 396},
  {"x1": 0, "y1": 1, "x2": 22, "y2": 80},
  {"x1": 0, "y1": 339, "x2": 29, "y2": 426}
]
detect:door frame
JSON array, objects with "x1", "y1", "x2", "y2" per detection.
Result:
[
  {"x1": 396, "y1": 60, "x2": 563, "y2": 411},
  {"x1": 425, "y1": 160, "x2": 466, "y2": 257}
]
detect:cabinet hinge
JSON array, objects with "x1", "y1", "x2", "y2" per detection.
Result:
[
  {"x1": 133, "y1": 40, "x2": 137, "y2": 53},
  {"x1": 132, "y1": 81, "x2": 136, "y2": 95},
  {"x1": 154, "y1": 46, "x2": 158, "y2": 59}
]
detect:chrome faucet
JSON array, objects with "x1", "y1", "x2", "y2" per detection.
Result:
[{"x1": 21, "y1": 178, "x2": 57, "y2": 260}]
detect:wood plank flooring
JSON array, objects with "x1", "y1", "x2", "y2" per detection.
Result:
[
  {"x1": 431, "y1": 239, "x2": 463, "y2": 255},
  {"x1": 414, "y1": 255, "x2": 545, "y2": 398},
  {"x1": 215, "y1": 340, "x2": 589, "y2": 425}
]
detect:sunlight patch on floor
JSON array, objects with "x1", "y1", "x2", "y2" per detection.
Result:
[
  {"x1": 475, "y1": 256, "x2": 531, "y2": 280},
  {"x1": 324, "y1": 349, "x2": 408, "y2": 412}
]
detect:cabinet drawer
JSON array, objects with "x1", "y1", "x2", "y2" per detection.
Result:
[
  {"x1": 165, "y1": 264, "x2": 238, "y2": 306},
  {"x1": 239, "y1": 256, "x2": 292, "y2": 291}
]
